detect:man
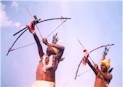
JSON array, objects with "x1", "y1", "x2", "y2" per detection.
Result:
[
  {"x1": 82, "y1": 50, "x2": 112, "y2": 87},
  {"x1": 26, "y1": 20, "x2": 65, "y2": 87}
]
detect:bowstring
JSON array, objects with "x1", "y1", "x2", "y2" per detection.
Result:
[
  {"x1": 10, "y1": 19, "x2": 67, "y2": 51},
  {"x1": 46, "y1": 19, "x2": 67, "y2": 38},
  {"x1": 76, "y1": 45, "x2": 113, "y2": 77}
]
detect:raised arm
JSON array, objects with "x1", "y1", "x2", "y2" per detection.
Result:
[
  {"x1": 26, "y1": 20, "x2": 44, "y2": 58},
  {"x1": 83, "y1": 49, "x2": 98, "y2": 75},
  {"x1": 88, "y1": 58, "x2": 112, "y2": 83},
  {"x1": 96, "y1": 67, "x2": 112, "y2": 82},
  {"x1": 42, "y1": 38, "x2": 64, "y2": 62},
  {"x1": 87, "y1": 59, "x2": 98, "y2": 75},
  {"x1": 49, "y1": 43, "x2": 64, "y2": 61}
]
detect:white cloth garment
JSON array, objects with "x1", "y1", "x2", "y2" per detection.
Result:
[
  {"x1": 32, "y1": 80, "x2": 55, "y2": 87},
  {"x1": 42, "y1": 55, "x2": 55, "y2": 72}
]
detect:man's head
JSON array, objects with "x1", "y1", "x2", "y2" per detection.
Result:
[
  {"x1": 46, "y1": 47, "x2": 58, "y2": 56},
  {"x1": 100, "y1": 59, "x2": 110, "y2": 72}
]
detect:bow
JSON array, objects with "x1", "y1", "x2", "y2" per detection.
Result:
[
  {"x1": 6, "y1": 16, "x2": 71, "y2": 56},
  {"x1": 74, "y1": 42, "x2": 114, "y2": 80},
  {"x1": 13, "y1": 17, "x2": 71, "y2": 36}
]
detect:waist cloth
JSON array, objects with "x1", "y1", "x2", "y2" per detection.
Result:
[{"x1": 32, "y1": 80, "x2": 55, "y2": 87}]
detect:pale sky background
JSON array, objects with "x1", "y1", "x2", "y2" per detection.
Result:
[{"x1": 1, "y1": 0, "x2": 122, "y2": 87}]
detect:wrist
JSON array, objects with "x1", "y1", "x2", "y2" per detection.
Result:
[
  {"x1": 33, "y1": 32, "x2": 36, "y2": 36},
  {"x1": 47, "y1": 43, "x2": 50, "y2": 46},
  {"x1": 32, "y1": 31, "x2": 36, "y2": 35},
  {"x1": 32, "y1": 31, "x2": 35, "y2": 34},
  {"x1": 97, "y1": 69, "x2": 100, "y2": 73}
]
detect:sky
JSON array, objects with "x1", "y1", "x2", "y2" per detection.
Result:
[{"x1": 1, "y1": 0, "x2": 122, "y2": 87}]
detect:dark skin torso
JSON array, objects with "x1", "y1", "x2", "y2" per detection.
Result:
[
  {"x1": 95, "y1": 73, "x2": 110, "y2": 87},
  {"x1": 27, "y1": 22, "x2": 64, "y2": 83},
  {"x1": 87, "y1": 58, "x2": 112, "y2": 87},
  {"x1": 36, "y1": 56, "x2": 59, "y2": 82}
]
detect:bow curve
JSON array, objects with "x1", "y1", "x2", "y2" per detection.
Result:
[
  {"x1": 6, "y1": 17, "x2": 71, "y2": 56},
  {"x1": 74, "y1": 43, "x2": 114, "y2": 80}
]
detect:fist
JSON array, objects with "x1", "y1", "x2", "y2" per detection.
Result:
[
  {"x1": 26, "y1": 20, "x2": 36, "y2": 34},
  {"x1": 42, "y1": 38, "x2": 48, "y2": 45},
  {"x1": 83, "y1": 49, "x2": 89, "y2": 57},
  {"x1": 94, "y1": 64, "x2": 98, "y2": 70}
]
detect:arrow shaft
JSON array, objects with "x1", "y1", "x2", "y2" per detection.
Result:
[{"x1": 77, "y1": 39, "x2": 84, "y2": 49}]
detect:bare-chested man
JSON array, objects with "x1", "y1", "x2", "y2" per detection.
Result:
[
  {"x1": 26, "y1": 20, "x2": 64, "y2": 87},
  {"x1": 83, "y1": 50, "x2": 112, "y2": 87}
]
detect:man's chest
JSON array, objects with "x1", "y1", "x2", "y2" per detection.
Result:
[
  {"x1": 42, "y1": 55, "x2": 58, "y2": 72},
  {"x1": 95, "y1": 76, "x2": 108, "y2": 87}
]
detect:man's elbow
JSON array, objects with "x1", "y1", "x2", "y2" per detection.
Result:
[
  {"x1": 106, "y1": 74, "x2": 112, "y2": 82},
  {"x1": 109, "y1": 74, "x2": 113, "y2": 81},
  {"x1": 59, "y1": 46, "x2": 65, "y2": 54},
  {"x1": 62, "y1": 46, "x2": 65, "y2": 52}
]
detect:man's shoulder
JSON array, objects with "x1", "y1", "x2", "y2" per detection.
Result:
[{"x1": 107, "y1": 72, "x2": 113, "y2": 79}]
